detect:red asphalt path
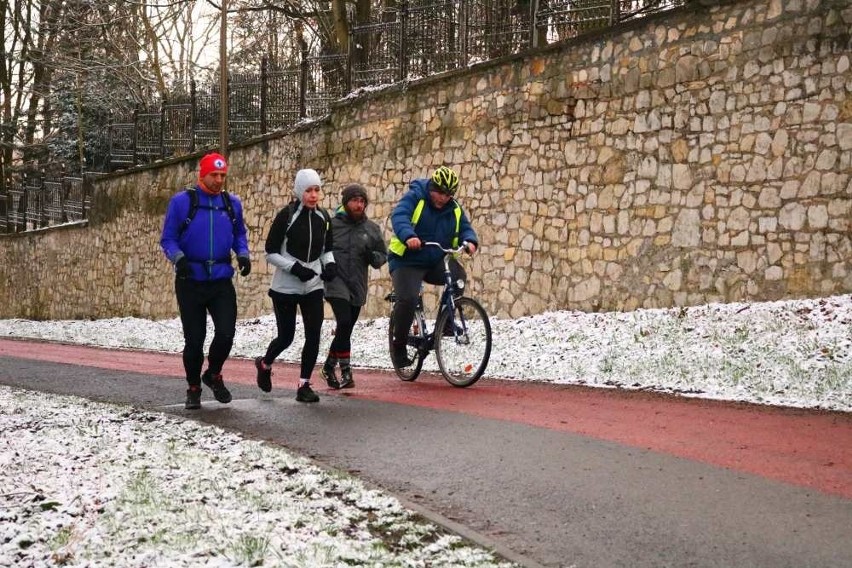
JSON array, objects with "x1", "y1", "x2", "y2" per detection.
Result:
[{"x1": 1, "y1": 338, "x2": 850, "y2": 500}]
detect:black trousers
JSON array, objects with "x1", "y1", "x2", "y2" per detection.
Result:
[
  {"x1": 326, "y1": 297, "x2": 362, "y2": 359},
  {"x1": 263, "y1": 288, "x2": 325, "y2": 380},
  {"x1": 390, "y1": 260, "x2": 465, "y2": 347},
  {"x1": 175, "y1": 278, "x2": 237, "y2": 386}
]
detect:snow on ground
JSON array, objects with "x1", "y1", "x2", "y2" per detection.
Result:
[
  {"x1": 0, "y1": 388, "x2": 517, "y2": 567},
  {"x1": 0, "y1": 295, "x2": 850, "y2": 566}
]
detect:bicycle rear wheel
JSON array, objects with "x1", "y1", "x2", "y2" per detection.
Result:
[
  {"x1": 434, "y1": 297, "x2": 492, "y2": 387},
  {"x1": 388, "y1": 306, "x2": 425, "y2": 381}
]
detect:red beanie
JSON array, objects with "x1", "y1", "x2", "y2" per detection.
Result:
[{"x1": 199, "y1": 153, "x2": 228, "y2": 179}]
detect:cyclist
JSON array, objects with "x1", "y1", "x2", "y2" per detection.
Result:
[{"x1": 388, "y1": 166, "x2": 479, "y2": 368}]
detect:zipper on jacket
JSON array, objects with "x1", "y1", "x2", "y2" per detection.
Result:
[
  {"x1": 307, "y1": 209, "x2": 314, "y2": 262},
  {"x1": 206, "y1": 195, "x2": 215, "y2": 279}
]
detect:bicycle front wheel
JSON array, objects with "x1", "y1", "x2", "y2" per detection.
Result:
[{"x1": 434, "y1": 297, "x2": 492, "y2": 387}]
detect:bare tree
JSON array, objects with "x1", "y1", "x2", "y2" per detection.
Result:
[
  {"x1": 2, "y1": 0, "x2": 224, "y2": 178},
  {"x1": 134, "y1": 0, "x2": 219, "y2": 93},
  {"x1": 1, "y1": 0, "x2": 379, "y2": 180}
]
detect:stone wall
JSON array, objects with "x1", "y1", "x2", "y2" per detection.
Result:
[{"x1": 0, "y1": 0, "x2": 849, "y2": 321}]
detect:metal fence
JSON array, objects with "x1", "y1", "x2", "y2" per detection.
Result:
[
  {"x1": 0, "y1": 172, "x2": 99, "y2": 233},
  {"x1": 105, "y1": 56, "x2": 324, "y2": 168},
  {"x1": 104, "y1": 0, "x2": 683, "y2": 170},
  {"x1": 2, "y1": 0, "x2": 684, "y2": 234}
]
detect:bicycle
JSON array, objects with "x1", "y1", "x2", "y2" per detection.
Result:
[{"x1": 386, "y1": 242, "x2": 492, "y2": 387}]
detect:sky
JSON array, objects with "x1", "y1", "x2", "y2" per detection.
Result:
[{"x1": 0, "y1": 293, "x2": 850, "y2": 566}]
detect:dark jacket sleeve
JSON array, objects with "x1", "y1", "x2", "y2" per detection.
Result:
[
  {"x1": 457, "y1": 206, "x2": 478, "y2": 248},
  {"x1": 265, "y1": 207, "x2": 292, "y2": 254},
  {"x1": 324, "y1": 211, "x2": 334, "y2": 259},
  {"x1": 230, "y1": 195, "x2": 250, "y2": 257},
  {"x1": 368, "y1": 221, "x2": 388, "y2": 268},
  {"x1": 390, "y1": 185, "x2": 422, "y2": 243},
  {"x1": 160, "y1": 192, "x2": 189, "y2": 263}
]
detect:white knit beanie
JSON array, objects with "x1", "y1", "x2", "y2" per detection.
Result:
[{"x1": 294, "y1": 169, "x2": 322, "y2": 200}]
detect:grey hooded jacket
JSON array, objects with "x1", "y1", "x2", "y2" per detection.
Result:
[{"x1": 324, "y1": 205, "x2": 387, "y2": 306}]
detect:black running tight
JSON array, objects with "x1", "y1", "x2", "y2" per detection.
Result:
[
  {"x1": 263, "y1": 289, "x2": 325, "y2": 379},
  {"x1": 175, "y1": 278, "x2": 237, "y2": 386},
  {"x1": 326, "y1": 298, "x2": 362, "y2": 356}
]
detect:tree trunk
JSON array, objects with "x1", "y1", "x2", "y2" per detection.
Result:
[{"x1": 330, "y1": 0, "x2": 349, "y2": 54}]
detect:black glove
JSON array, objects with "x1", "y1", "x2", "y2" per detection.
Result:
[
  {"x1": 320, "y1": 262, "x2": 338, "y2": 282},
  {"x1": 175, "y1": 257, "x2": 190, "y2": 279},
  {"x1": 290, "y1": 263, "x2": 317, "y2": 282},
  {"x1": 237, "y1": 256, "x2": 251, "y2": 276}
]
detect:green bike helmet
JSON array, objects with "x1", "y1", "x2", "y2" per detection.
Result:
[{"x1": 430, "y1": 166, "x2": 460, "y2": 196}]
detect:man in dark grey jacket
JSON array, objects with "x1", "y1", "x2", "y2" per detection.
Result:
[{"x1": 321, "y1": 184, "x2": 387, "y2": 389}]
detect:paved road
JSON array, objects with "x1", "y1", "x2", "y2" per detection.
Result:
[{"x1": 1, "y1": 339, "x2": 850, "y2": 568}]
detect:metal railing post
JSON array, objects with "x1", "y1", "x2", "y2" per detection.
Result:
[
  {"x1": 398, "y1": 0, "x2": 409, "y2": 82},
  {"x1": 18, "y1": 172, "x2": 27, "y2": 232},
  {"x1": 299, "y1": 43, "x2": 308, "y2": 119},
  {"x1": 2, "y1": 181, "x2": 9, "y2": 234},
  {"x1": 0, "y1": 162, "x2": 7, "y2": 233},
  {"x1": 345, "y1": 33, "x2": 353, "y2": 94},
  {"x1": 530, "y1": 0, "x2": 540, "y2": 48},
  {"x1": 131, "y1": 107, "x2": 139, "y2": 166},
  {"x1": 260, "y1": 57, "x2": 268, "y2": 134},
  {"x1": 458, "y1": 0, "x2": 467, "y2": 67},
  {"x1": 37, "y1": 170, "x2": 47, "y2": 229},
  {"x1": 190, "y1": 80, "x2": 197, "y2": 153},
  {"x1": 106, "y1": 124, "x2": 113, "y2": 171},
  {"x1": 82, "y1": 172, "x2": 92, "y2": 220},
  {"x1": 59, "y1": 164, "x2": 68, "y2": 223},
  {"x1": 159, "y1": 98, "x2": 166, "y2": 158}
]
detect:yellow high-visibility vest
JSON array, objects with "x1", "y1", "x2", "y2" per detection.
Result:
[{"x1": 389, "y1": 199, "x2": 461, "y2": 256}]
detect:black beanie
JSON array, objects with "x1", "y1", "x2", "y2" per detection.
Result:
[{"x1": 341, "y1": 183, "x2": 368, "y2": 205}]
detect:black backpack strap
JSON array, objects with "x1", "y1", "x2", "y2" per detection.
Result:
[
  {"x1": 221, "y1": 190, "x2": 237, "y2": 227},
  {"x1": 179, "y1": 189, "x2": 237, "y2": 236},
  {"x1": 313, "y1": 206, "x2": 330, "y2": 230},
  {"x1": 284, "y1": 200, "x2": 299, "y2": 234},
  {"x1": 179, "y1": 188, "x2": 199, "y2": 235}
]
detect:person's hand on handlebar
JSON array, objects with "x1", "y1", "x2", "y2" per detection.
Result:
[
  {"x1": 463, "y1": 241, "x2": 477, "y2": 255},
  {"x1": 405, "y1": 236, "x2": 422, "y2": 250}
]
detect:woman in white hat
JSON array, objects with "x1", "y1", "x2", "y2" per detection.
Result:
[{"x1": 255, "y1": 168, "x2": 337, "y2": 403}]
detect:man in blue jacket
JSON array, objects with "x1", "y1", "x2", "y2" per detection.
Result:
[
  {"x1": 160, "y1": 152, "x2": 251, "y2": 409},
  {"x1": 388, "y1": 166, "x2": 478, "y2": 368}
]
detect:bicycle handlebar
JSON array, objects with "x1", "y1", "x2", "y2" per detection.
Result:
[{"x1": 422, "y1": 241, "x2": 470, "y2": 255}]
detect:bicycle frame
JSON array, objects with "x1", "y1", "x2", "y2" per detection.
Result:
[
  {"x1": 403, "y1": 243, "x2": 466, "y2": 348},
  {"x1": 438, "y1": 249, "x2": 462, "y2": 329},
  {"x1": 428, "y1": 240, "x2": 468, "y2": 333},
  {"x1": 408, "y1": 244, "x2": 464, "y2": 353}
]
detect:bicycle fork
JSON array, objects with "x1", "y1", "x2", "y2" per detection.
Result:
[{"x1": 438, "y1": 280, "x2": 469, "y2": 344}]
